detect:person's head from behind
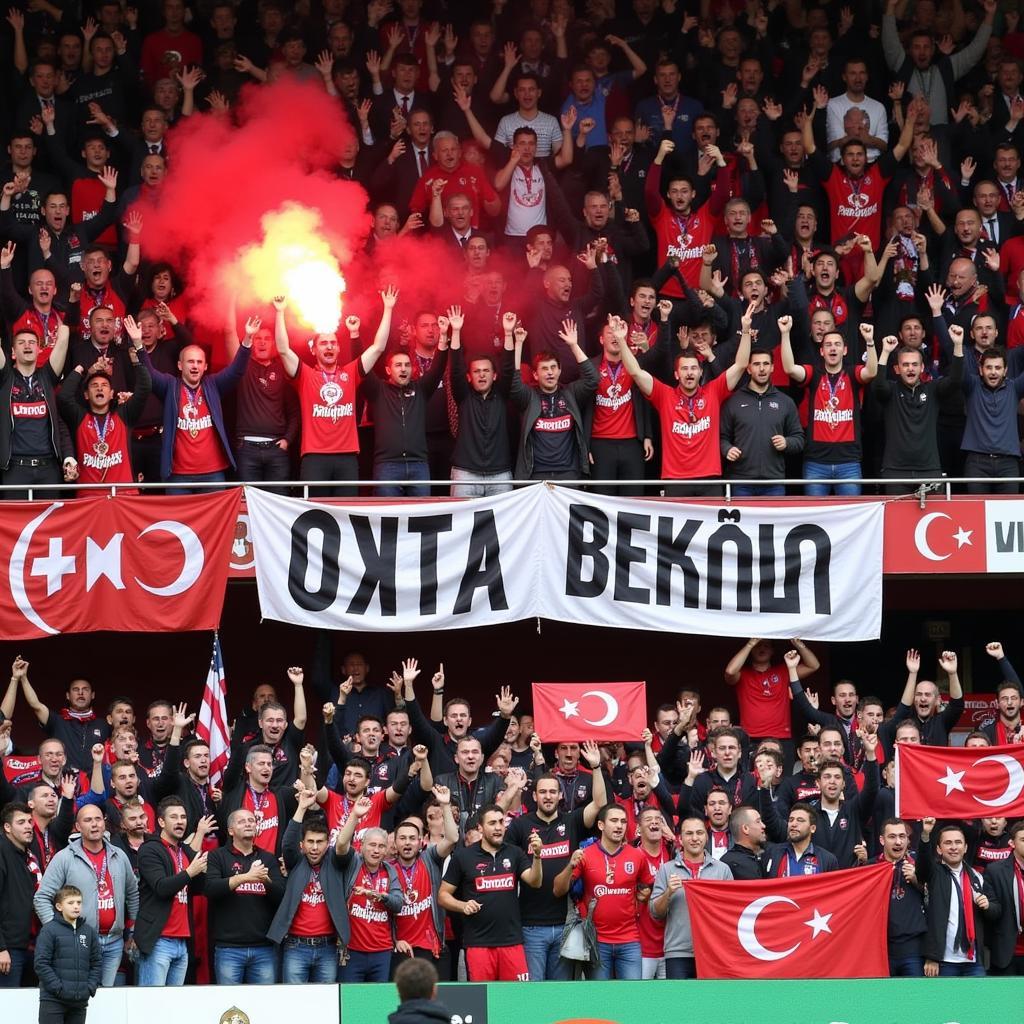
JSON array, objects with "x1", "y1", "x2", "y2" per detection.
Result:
[{"x1": 395, "y1": 955, "x2": 438, "y2": 1003}]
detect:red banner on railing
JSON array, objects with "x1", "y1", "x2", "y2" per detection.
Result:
[{"x1": 0, "y1": 489, "x2": 241, "y2": 638}]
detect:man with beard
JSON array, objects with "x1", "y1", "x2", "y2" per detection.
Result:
[
  {"x1": 390, "y1": 785, "x2": 459, "y2": 976},
  {"x1": 506, "y1": 745, "x2": 607, "y2": 980},
  {"x1": 878, "y1": 817, "x2": 927, "y2": 976},
  {"x1": 891, "y1": 649, "x2": 965, "y2": 745},
  {"x1": 220, "y1": 746, "x2": 298, "y2": 860},
  {"x1": 0, "y1": 802, "x2": 42, "y2": 988},
  {"x1": 980, "y1": 642, "x2": 1023, "y2": 744},
  {"x1": 765, "y1": 802, "x2": 839, "y2": 876},
  {"x1": 810, "y1": 745, "x2": 879, "y2": 868},
  {"x1": 18, "y1": 670, "x2": 107, "y2": 774}
]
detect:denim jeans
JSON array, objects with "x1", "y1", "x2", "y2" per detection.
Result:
[
  {"x1": 282, "y1": 939, "x2": 338, "y2": 983},
  {"x1": 937, "y1": 960, "x2": 985, "y2": 977},
  {"x1": 595, "y1": 940, "x2": 642, "y2": 980},
  {"x1": 165, "y1": 470, "x2": 227, "y2": 496},
  {"x1": 731, "y1": 483, "x2": 786, "y2": 497},
  {"x1": 374, "y1": 459, "x2": 430, "y2": 497},
  {"x1": 665, "y1": 956, "x2": 697, "y2": 979},
  {"x1": 803, "y1": 460, "x2": 861, "y2": 496},
  {"x1": 339, "y1": 948, "x2": 391, "y2": 982},
  {"x1": 522, "y1": 924, "x2": 570, "y2": 981},
  {"x1": 98, "y1": 933, "x2": 124, "y2": 986},
  {"x1": 214, "y1": 944, "x2": 277, "y2": 984},
  {"x1": 889, "y1": 955, "x2": 924, "y2": 977},
  {"x1": 0, "y1": 947, "x2": 27, "y2": 987},
  {"x1": 137, "y1": 937, "x2": 189, "y2": 986},
  {"x1": 642, "y1": 955, "x2": 666, "y2": 979}
]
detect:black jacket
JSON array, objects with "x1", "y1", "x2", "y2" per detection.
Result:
[
  {"x1": 721, "y1": 843, "x2": 768, "y2": 880},
  {"x1": 405, "y1": 695, "x2": 509, "y2": 777},
  {"x1": 720, "y1": 382, "x2": 804, "y2": 481},
  {"x1": 891, "y1": 698, "x2": 966, "y2": 749},
  {"x1": 810, "y1": 761, "x2": 879, "y2": 868},
  {"x1": 361, "y1": 350, "x2": 449, "y2": 462},
  {"x1": 134, "y1": 836, "x2": 206, "y2": 956},
  {"x1": 449, "y1": 345, "x2": 513, "y2": 475},
  {"x1": 0, "y1": 835, "x2": 38, "y2": 954},
  {"x1": 982, "y1": 855, "x2": 1022, "y2": 970},
  {"x1": 388, "y1": 999, "x2": 453, "y2": 1024},
  {"x1": 0, "y1": 357, "x2": 74, "y2": 470},
  {"x1": 34, "y1": 916, "x2": 101, "y2": 1005},
  {"x1": 219, "y1": 784, "x2": 298, "y2": 858}
]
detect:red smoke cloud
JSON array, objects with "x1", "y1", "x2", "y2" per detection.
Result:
[{"x1": 135, "y1": 79, "x2": 478, "y2": 358}]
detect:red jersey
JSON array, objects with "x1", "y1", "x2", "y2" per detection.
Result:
[
  {"x1": 242, "y1": 788, "x2": 281, "y2": 855},
  {"x1": 290, "y1": 866, "x2": 333, "y2": 936},
  {"x1": 408, "y1": 162, "x2": 498, "y2": 225},
  {"x1": 649, "y1": 373, "x2": 731, "y2": 479},
  {"x1": 822, "y1": 163, "x2": 890, "y2": 247},
  {"x1": 801, "y1": 363, "x2": 866, "y2": 464},
  {"x1": 294, "y1": 358, "x2": 362, "y2": 456},
  {"x1": 171, "y1": 383, "x2": 228, "y2": 475},
  {"x1": 85, "y1": 846, "x2": 116, "y2": 934},
  {"x1": 347, "y1": 863, "x2": 393, "y2": 952},
  {"x1": 592, "y1": 359, "x2": 637, "y2": 439},
  {"x1": 636, "y1": 844, "x2": 671, "y2": 957},
  {"x1": 75, "y1": 412, "x2": 133, "y2": 491},
  {"x1": 12, "y1": 308, "x2": 63, "y2": 363},
  {"x1": 160, "y1": 840, "x2": 191, "y2": 938},
  {"x1": 322, "y1": 789, "x2": 390, "y2": 848},
  {"x1": 393, "y1": 856, "x2": 440, "y2": 955},
  {"x1": 572, "y1": 842, "x2": 643, "y2": 944},
  {"x1": 736, "y1": 662, "x2": 791, "y2": 737}
]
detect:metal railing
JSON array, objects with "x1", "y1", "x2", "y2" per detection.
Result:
[{"x1": 1, "y1": 476, "x2": 1020, "y2": 506}]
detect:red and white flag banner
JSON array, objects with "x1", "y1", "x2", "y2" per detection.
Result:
[
  {"x1": 895, "y1": 741, "x2": 1024, "y2": 819},
  {"x1": 532, "y1": 681, "x2": 648, "y2": 742},
  {"x1": 687, "y1": 863, "x2": 891, "y2": 979},
  {"x1": 0, "y1": 488, "x2": 240, "y2": 638}
]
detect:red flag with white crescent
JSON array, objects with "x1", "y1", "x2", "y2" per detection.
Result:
[
  {"x1": 0, "y1": 489, "x2": 240, "y2": 638},
  {"x1": 532, "y1": 681, "x2": 647, "y2": 742},
  {"x1": 687, "y1": 863, "x2": 891, "y2": 979},
  {"x1": 896, "y1": 741, "x2": 1024, "y2": 819}
]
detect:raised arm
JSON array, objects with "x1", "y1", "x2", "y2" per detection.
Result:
[
  {"x1": 18, "y1": 658, "x2": 50, "y2": 725},
  {"x1": 777, "y1": 314, "x2": 807, "y2": 383},
  {"x1": 616, "y1": 317, "x2": 655, "y2": 396},
  {"x1": 360, "y1": 285, "x2": 398, "y2": 375},
  {"x1": 723, "y1": 302, "x2": 754, "y2": 390},
  {"x1": 724, "y1": 638, "x2": 757, "y2": 685},
  {"x1": 273, "y1": 297, "x2": 300, "y2": 378}
]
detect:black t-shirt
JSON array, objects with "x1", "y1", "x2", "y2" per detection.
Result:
[
  {"x1": 442, "y1": 840, "x2": 531, "y2": 947},
  {"x1": 11, "y1": 369, "x2": 55, "y2": 456},
  {"x1": 506, "y1": 808, "x2": 587, "y2": 927},
  {"x1": 236, "y1": 356, "x2": 292, "y2": 438},
  {"x1": 531, "y1": 390, "x2": 577, "y2": 473}
]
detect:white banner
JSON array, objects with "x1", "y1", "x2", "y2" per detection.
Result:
[{"x1": 245, "y1": 486, "x2": 884, "y2": 641}]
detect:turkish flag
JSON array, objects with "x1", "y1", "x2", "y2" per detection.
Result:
[
  {"x1": 883, "y1": 503, "x2": 987, "y2": 573},
  {"x1": 532, "y1": 681, "x2": 647, "y2": 742},
  {"x1": 0, "y1": 489, "x2": 240, "y2": 638},
  {"x1": 687, "y1": 863, "x2": 891, "y2": 979},
  {"x1": 895, "y1": 742, "x2": 1024, "y2": 819}
]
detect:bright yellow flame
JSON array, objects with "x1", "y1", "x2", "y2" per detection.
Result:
[{"x1": 239, "y1": 204, "x2": 345, "y2": 334}]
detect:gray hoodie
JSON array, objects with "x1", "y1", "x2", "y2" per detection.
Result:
[{"x1": 649, "y1": 852, "x2": 733, "y2": 957}]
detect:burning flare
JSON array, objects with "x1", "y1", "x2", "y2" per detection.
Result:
[{"x1": 239, "y1": 204, "x2": 345, "y2": 333}]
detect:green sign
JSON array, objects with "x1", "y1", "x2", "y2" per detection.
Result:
[{"x1": 340, "y1": 978, "x2": 1016, "y2": 1024}]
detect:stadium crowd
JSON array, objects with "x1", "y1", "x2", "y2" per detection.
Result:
[
  {"x1": 1, "y1": 0, "x2": 1024, "y2": 497},
  {"x1": 0, "y1": 639, "x2": 1023, "y2": 987}
]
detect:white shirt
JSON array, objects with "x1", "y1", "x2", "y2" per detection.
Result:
[
  {"x1": 495, "y1": 110, "x2": 562, "y2": 157},
  {"x1": 504, "y1": 164, "x2": 546, "y2": 236},
  {"x1": 825, "y1": 93, "x2": 889, "y2": 163},
  {"x1": 943, "y1": 862, "x2": 974, "y2": 963}
]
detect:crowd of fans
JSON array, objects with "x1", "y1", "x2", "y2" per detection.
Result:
[
  {"x1": 3, "y1": 0, "x2": 1024, "y2": 498},
  {"x1": 1, "y1": 638, "x2": 1022, "y2": 990}
]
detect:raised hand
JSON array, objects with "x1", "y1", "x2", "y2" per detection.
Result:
[
  {"x1": 557, "y1": 318, "x2": 578, "y2": 347},
  {"x1": 906, "y1": 648, "x2": 920, "y2": 674}
]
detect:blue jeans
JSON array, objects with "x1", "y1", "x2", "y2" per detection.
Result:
[
  {"x1": 889, "y1": 955, "x2": 924, "y2": 977},
  {"x1": 137, "y1": 937, "x2": 189, "y2": 986},
  {"x1": 731, "y1": 483, "x2": 786, "y2": 497},
  {"x1": 214, "y1": 944, "x2": 277, "y2": 984},
  {"x1": 374, "y1": 459, "x2": 430, "y2": 497},
  {"x1": 522, "y1": 924, "x2": 570, "y2": 981},
  {"x1": 339, "y1": 949, "x2": 391, "y2": 982},
  {"x1": 282, "y1": 939, "x2": 338, "y2": 983},
  {"x1": 165, "y1": 470, "x2": 227, "y2": 496},
  {"x1": 937, "y1": 960, "x2": 985, "y2": 977},
  {"x1": 665, "y1": 956, "x2": 696, "y2": 979},
  {"x1": 0, "y1": 947, "x2": 27, "y2": 987},
  {"x1": 803, "y1": 461, "x2": 861, "y2": 496},
  {"x1": 98, "y1": 933, "x2": 124, "y2": 986},
  {"x1": 595, "y1": 940, "x2": 642, "y2": 980}
]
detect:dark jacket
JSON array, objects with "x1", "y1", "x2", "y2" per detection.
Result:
[
  {"x1": 510, "y1": 356, "x2": 599, "y2": 478},
  {"x1": 155, "y1": 743, "x2": 220, "y2": 840},
  {"x1": 361, "y1": 350, "x2": 449, "y2": 462},
  {"x1": 205, "y1": 844, "x2": 286, "y2": 946},
  {"x1": 268, "y1": 819, "x2": 351, "y2": 945},
  {"x1": 720, "y1": 382, "x2": 804, "y2": 480},
  {"x1": 388, "y1": 999, "x2": 453, "y2": 1024},
  {"x1": 721, "y1": 843, "x2": 768, "y2": 880},
  {"x1": 142, "y1": 342, "x2": 251, "y2": 480},
  {"x1": 982, "y1": 855, "x2": 1022, "y2": 970},
  {"x1": 0, "y1": 835, "x2": 38, "y2": 954},
  {"x1": 891, "y1": 698, "x2": 966, "y2": 748},
  {"x1": 0, "y1": 357, "x2": 75, "y2": 470},
  {"x1": 405, "y1": 696, "x2": 509, "y2": 777},
  {"x1": 134, "y1": 836, "x2": 206, "y2": 956},
  {"x1": 34, "y1": 916, "x2": 101, "y2": 1005},
  {"x1": 435, "y1": 771, "x2": 503, "y2": 834},
  {"x1": 449, "y1": 345, "x2": 513, "y2": 475},
  {"x1": 961, "y1": 363, "x2": 1024, "y2": 458},
  {"x1": 764, "y1": 841, "x2": 839, "y2": 876},
  {"x1": 872, "y1": 355, "x2": 963, "y2": 471},
  {"x1": 810, "y1": 760, "x2": 879, "y2": 868}
]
